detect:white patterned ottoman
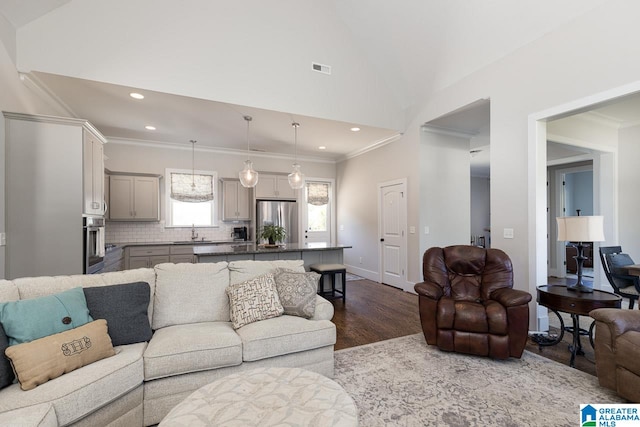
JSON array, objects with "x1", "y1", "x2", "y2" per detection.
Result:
[{"x1": 159, "y1": 367, "x2": 358, "y2": 426}]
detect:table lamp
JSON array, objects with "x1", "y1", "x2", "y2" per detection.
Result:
[{"x1": 556, "y1": 214, "x2": 605, "y2": 293}]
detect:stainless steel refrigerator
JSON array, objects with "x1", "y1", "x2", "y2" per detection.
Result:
[{"x1": 256, "y1": 200, "x2": 298, "y2": 244}]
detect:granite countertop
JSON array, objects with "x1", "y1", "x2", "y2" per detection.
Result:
[{"x1": 193, "y1": 242, "x2": 352, "y2": 256}]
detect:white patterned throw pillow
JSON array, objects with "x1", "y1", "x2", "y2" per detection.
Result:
[
  {"x1": 272, "y1": 268, "x2": 319, "y2": 318},
  {"x1": 226, "y1": 273, "x2": 284, "y2": 329}
]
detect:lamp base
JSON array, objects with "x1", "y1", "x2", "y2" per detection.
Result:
[{"x1": 566, "y1": 283, "x2": 594, "y2": 293}]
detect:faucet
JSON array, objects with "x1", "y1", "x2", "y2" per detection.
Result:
[{"x1": 191, "y1": 224, "x2": 199, "y2": 241}]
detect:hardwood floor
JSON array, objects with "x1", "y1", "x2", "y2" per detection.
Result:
[
  {"x1": 332, "y1": 277, "x2": 596, "y2": 376},
  {"x1": 330, "y1": 279, "x2": 422, "y2": 350}
]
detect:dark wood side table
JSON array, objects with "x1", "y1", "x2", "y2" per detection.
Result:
[{"x1": 535, "y1": 285, "x2": 621, "y2": 368}]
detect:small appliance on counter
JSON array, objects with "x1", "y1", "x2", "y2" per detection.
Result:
[{"x1": 233, "y1": 226, "x2": 248, "y2": 241}]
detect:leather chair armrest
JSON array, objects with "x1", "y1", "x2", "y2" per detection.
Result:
[
  {"x1": 414, "y1": 282, "x2": 443, "y2": 300},
  {"x1": 490, "y1": 287, "x2": 532, "y2": 307},
  {"x1": 590, "y1": 308, "x2": 640, "y2": 337}
]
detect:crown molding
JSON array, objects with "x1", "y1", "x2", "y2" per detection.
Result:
[
  {"x1": 18, "y1": 72, "x2": 78, "y2": 118},
  {"x1": 3, "y1": 111, "x2": 107, "y2": 143},
  {"x1": 574, "y1": 111, "x2": 623, "y2": 129},
  {"x1": 339, "y1": 133, "x2": 403, "y2": 162},
  {"x1": 421, "y1": 125, "x2": 476, "y2": 139},
  {"x1": 106, "y1": 137, "x2": 335, "y2": 164}
]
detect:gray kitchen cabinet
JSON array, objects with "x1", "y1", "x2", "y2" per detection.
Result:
[
  {"x1": 3, "y1": 112, "x2": 106, "y2": 278},
  {"x1": 169, "y1": 245, "x2": 196, "y2": 263},
  {"x1": 125, "y1": 245, "x2": 170, "y2": 269},
  {"x1": 255, "y1": 174, "x2": 296, "y2": 200},
  {"x1": 221, "y1": 179, "x2": 250, "y2": 221},
  {"x1": 109, "y1": 174, "x2": 160, "y2": 221}
]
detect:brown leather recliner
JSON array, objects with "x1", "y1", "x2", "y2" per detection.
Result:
[
  {"x1": 590, "y1": 308, "x2": 640, "y2": 402},
  {"x1": 414, "y1": 245, "x2": 532, "y2": 359}
]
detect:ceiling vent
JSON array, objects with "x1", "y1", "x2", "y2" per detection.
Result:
[{"x1": 312, "y1": 62, "x2": 331, "y2": 75}]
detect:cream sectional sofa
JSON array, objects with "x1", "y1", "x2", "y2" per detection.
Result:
[{"x1": 0, "y1": 260, "x2": 336, "y2": 426}]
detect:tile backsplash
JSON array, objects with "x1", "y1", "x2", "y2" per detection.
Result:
[{"x1": 106, "y1": 221, "x2": 244, "y2": 243}]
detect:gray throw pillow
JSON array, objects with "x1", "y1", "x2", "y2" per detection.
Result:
[
  {"x1": 0, "y1": 323, "x2": 14, "y2": 390},
  {"x1": 273, "y1": 268, "x2": 319, "y2": 318},
  {"x1": 83, "y1": 282, "x2": 153, "y2": 346},
  {"x1": 606, "y1": 253, "x2": 635, "y2": 275}
]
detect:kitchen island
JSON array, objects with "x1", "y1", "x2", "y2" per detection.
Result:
[{"x1": 194, "y1": 242, "x2": 351, "y2": 269}]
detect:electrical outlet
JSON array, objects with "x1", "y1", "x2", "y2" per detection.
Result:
[
  {"x1": 503, "y1": 228, "x2": 514, "y2": 239},
  {"x1": 359, "y1": 257, "x2": 363, "y2": 264},
  {"x1": 0, "y1": 232, "x2": 5, "y2": 246},
  {"x1": 409, "y1": 226, "x2": 416, "y2": 234},
  {"x1": 340, "y1": 224, "x2": 344, "y2": 231}
]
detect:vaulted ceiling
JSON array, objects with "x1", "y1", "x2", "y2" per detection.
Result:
[{"x1": 0, "y1": 0, "x2": 613, "y2": 160}]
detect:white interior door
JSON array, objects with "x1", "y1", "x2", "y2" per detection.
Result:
[{"x1": 379, "y1": 180, "x2": 407, "y2": 289}]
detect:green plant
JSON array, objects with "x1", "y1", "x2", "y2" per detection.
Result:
[{"x1": 259, "y1": 224, "x2": 286, "y2": 244}]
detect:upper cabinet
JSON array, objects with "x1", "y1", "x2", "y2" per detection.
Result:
[
  {"x1": 255, "y1": 174, "x2": 296, "y2": 200},
  {"x1": 108, "y1": 173, "x2": 161, "y2": 221},
  {"x1": 83, "y1": 129, "x2": 105, "y2": 216},
  {"x1": 221, "y1": 179, "x2": 251, "y2": 221}
]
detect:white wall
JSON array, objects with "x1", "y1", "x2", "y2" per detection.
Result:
[
  {"x1": 618, "y1": 124, "x2": 640, "y2": 259},
  {"x1": 335, "y1": 132, "x2": 421, "y2": 284},
  {"x1": 420, "y1": 129, "x2": 471, "y2": 254},
  {"x1": 15, "y1": 0, "x2": 404, "y2": 131}
]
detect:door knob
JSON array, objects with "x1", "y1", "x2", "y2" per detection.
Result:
[{"x1": 380, "y1": 238, "x2": 385, "y2": 242}]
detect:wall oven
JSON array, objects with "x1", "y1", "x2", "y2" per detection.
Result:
[{"x1": 84, "y1": 216, "x2": 105, "y2": 274}]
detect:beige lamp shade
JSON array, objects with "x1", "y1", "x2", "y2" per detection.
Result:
[{"x1": 556, "y1": 216, "x2": 605, "y2": 242}]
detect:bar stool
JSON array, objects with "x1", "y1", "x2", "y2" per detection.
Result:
[{"x1": 309, "y1": 263, "x2": 346, "y2": 302}]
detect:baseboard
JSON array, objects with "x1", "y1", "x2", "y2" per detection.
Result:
[{"x1": 344, "y1": 264, "x2": 379, "y2": 282}]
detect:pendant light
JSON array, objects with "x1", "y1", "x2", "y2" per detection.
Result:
[
  {"x1": 239, "y1": 115, "x2": 259, "y2": 188},
  {"x1": 288, "y1": 122, "x2": 305, "y2": 189}
]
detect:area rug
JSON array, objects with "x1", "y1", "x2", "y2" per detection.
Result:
[{"x1": 333, "y1": 334, "x2": 623, "y2": 426}]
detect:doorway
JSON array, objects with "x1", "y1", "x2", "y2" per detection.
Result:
[
  {"x1": 378, "y1": 179, "x2": 407, "y2": 290},
  {"x1": 302, "y1": 180, "x2": 333, "y2": 244}
]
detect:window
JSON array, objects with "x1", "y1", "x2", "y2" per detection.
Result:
[{"x1": 165, "y1": 168, "x2": 218, "y2": 227}]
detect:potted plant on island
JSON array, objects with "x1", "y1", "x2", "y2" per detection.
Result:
[{"x1": 259, "y1": 224, "x2": 286, "y2": 246}]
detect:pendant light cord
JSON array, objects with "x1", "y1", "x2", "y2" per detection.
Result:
[
  {"x1": 244, "y1": 115, "x2": 252, "y2": 160},
  {"x1": 292, "y1": 122, "x2": 299, "y2": 162},
  {"x1": 190, "y1": 139, "x2": 196, "y2": 188}
]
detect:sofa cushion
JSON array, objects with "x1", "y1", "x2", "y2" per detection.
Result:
[
  {"x1": 228, "y1": 260, "x2": 305, "y2": 285},
  {"x1": 0, "y1": 403, "x2": 57, "y2": 427},
  {"x1": 0, "y1": 280, "x2": 19, "y2": 303},
  {"x1": 616, "y1": 331, "x2": 640, "y2": 377},
  {"x1": 273, "y1": 268, "x2": 319, "y2": 318},
  {"x1": 5, "y1": 319, "x2": 115, "y2": 391},
  {"x1": 83, "y1": 282, "x2": 153, "y2": 346},
  {"x1": 0, "y1": 342, "x2": 145, "y2": 426},
  {"x1": 236, "y1": 316, "x2": 336, "y2": 361},
  {"x1": 227, "y1": 273, "x2": 284, "y2": 329},
  {"x1": 153, "y1": 262, "x2": 230, "y2": 329},
  {"x1": 144, "y1": 322, "x2": 242, "y2": 381},
  {"x1": 0, "y1": 287, "x2": 93, "y2": 346}
]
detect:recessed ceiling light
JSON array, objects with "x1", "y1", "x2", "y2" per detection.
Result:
[
  {"x1": 318, "y1": 146, "x2": 326, "y2": 150},
  {"x1": 130, "y1": 92, "x2": 144, "y2": 100},
  {"x1": 145, "y1": 125, "x2": 156, "y2": 130},
  {"x1": 350, "y1": 127, "x2": 360, "y2": 132}
]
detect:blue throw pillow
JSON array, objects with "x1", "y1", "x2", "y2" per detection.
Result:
[
  {"x1": 0, "y1": 287, "x2": 93, "y2": 346},
  {"x1": 83, "y1": 282, "x2": 153, "y2": 346}
]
